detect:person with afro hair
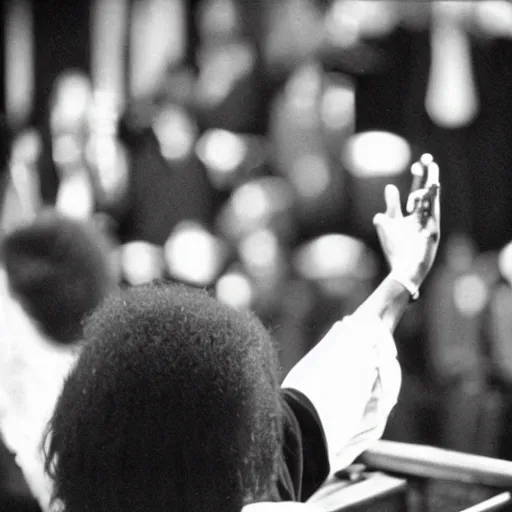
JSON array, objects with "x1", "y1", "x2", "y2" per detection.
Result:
[
  {"x1": 0, "y1": 210, "x2": 118, "y2": 512},
  {"x1": 42, "y1": 177, "x2": 441, "y2": 512}
]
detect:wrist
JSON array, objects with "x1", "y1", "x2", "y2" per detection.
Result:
[
  {"x1": 389, "y1": 270, "x2": 421, "y2": 301},
  {"x1": 358, "y1": 275, "x2": 411, "y2": 333}
]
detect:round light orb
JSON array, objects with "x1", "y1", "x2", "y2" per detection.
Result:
[{"x1": 342, "y1": 131, "x2": 412, "y2": 178}]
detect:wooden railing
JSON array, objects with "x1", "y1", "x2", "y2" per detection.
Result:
[{"x1": 307, "y1": 441, "x2": 512, "y2": 512}]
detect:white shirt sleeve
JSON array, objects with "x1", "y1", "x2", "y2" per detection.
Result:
[{"x1": 281, "y1": 311, "x2": 402, "y2": 474}]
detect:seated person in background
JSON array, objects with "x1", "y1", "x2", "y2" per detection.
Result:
[
  {"x1": 42, "y1": 178, "x2": 440, "y2": 512},
  {"x1": 0, "y1": 211, "x2": 117, "y2": 511}
]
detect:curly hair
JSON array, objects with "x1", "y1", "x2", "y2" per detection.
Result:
[
  {"x1": 44, "y1": 283, "x2": 283, "y2": 512},
  {"x1": 2, "y1": 210, "x2": 117, "y2": 344}
]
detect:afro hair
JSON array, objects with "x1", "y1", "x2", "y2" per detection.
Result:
[
  {"x1": 2, "y1": 210, "x2": 117, "y2": 344},
  {"x1": 44, "y1": 282, "x2": 283, "y2": 512}
]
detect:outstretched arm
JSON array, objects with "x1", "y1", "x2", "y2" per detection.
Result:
[{"x1": 282, "y1": 164, "x2": 441, "y2": 474}]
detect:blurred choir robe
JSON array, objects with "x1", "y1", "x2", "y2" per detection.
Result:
[
  {"x1": 424, "y1": 240, "x2": 482, "y2": 454},
  {"x1": 116, "y1": 122, "x2": 217, "y2": 245},
  {"x1": 422, "y1": 239, "x2": 510, "y2": 457}
]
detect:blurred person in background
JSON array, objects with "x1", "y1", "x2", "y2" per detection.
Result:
[
  {"x1": 41, "y1": 173, "x2": 440, "y2": 512},
  {"x1": 0, "y1": 210, "x2": 118, "y2": 512}
]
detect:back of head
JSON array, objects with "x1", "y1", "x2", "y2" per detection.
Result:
[
  {"x1": 44, "y1": 283, "x2": 282, "y2": 512},
  {"x1": 2, "y1": 210, "x2": 117, "y2": 344}
]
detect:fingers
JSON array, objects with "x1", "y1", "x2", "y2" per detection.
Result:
[
  {"x1": 425, "y1": 162, "x2": 440, "y2": 188},
  {"x1": 425, "y1": 161, "x2": 441, "y2": 234},
  {"x1": 373, "y1": 212, "x2": 385, "y2": 228},
  {"x1": 432, "y1": 183, "x2": 441, "y2": 236},
  {"x1": 373, "y1": 211, "x2": 395, "y2": 232},
  {"x1": 372, "y1": 213, "x2": 388, "y2": 249},
  {"x1": 406, "y1": 191, "x2": 420, "y2": 214},
  {"x1": 384, "y1": 185, "x2": 403, "y2": 218},
  {"x1": 376, "y1": 170, "x2": 441, "y2": 244},
  {"x1": 425, "y1": 160, "x2": 440, "y2": 228},
  {"x1": 422, "y1": 215, "x2": 440, "y2": 244}
]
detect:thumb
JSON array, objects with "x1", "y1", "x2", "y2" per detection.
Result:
[
  {"x1": 384, "y1": 185, "x2": 403, "y2": 218},
  {"x1": 373, "y1": 212, "x2": 390, "y2": 228},
  {"x1": 373, "y1": 213, "x2": 394, "y2": 244}
]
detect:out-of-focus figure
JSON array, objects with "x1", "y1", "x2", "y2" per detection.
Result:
[
  {"x1": 0, "y1": 211, "x2": 118, "y2": 512},
  {"x1": 50, "y1": 71, "x2": 95, "y2": 220}
]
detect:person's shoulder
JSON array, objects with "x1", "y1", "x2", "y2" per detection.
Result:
[{"x1": 280, "y1": 388, "x2": 324, "y2": 432}]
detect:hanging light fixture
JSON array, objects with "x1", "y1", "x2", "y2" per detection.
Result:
[{"x1": 425, "y1": 1, "x2": 479, "y2": 128}]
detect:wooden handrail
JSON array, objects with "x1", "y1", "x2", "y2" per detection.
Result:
[
  {"x1": 461, "y1": 493, "x2": 511, "y2": 512},
  {"x1": 307, "y1": 472, "x2": 407, "y2": 511},
  {"x1": 360, "y1": 440, "x2": 512, "y2": 488}
]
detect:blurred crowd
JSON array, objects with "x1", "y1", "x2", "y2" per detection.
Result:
[{"x1": 2, "y1": 0, "x2": 512, "y2": 509}]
